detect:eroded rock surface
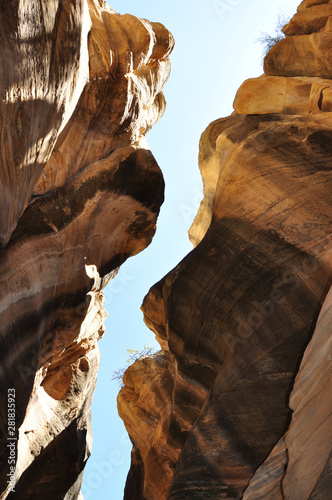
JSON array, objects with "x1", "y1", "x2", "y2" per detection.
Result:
[
  {"x1": 118, "y1": 1, "x2": 332, "y2": 498},
  {"x1": 0, "y1": 1, "x2": 173, "y2": 498},
  {"x1": 243, "y1": 286, "x2": 332, "y2": 499}
]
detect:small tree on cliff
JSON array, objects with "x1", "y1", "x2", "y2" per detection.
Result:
[
  {"x1": 258, "y1": 12, "x2": 290, "y2": 57},
  {"x1": 110, "y1": 345, "x2": 158, "y2": 387}
]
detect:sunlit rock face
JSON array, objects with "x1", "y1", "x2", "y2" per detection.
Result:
[
  {"x1": 0, "y1": 0, "x2": 173, "y2": 497},
  {"x1": 118, "y1": 1, "x2": 332, "y2": 498}
]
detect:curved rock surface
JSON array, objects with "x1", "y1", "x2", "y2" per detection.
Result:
[
  {"x1": 243, "y1": 286, "x2": 332, "y2": 499},
  {"x1": 118, "y1": 1, "x2": 332, "y2": 498},
  {"x1": 0, "y1": 1, "x2": 173, "y2": 498},
  {"x1": 265, "y1": 0, "x2": 332, "y2": 78}
]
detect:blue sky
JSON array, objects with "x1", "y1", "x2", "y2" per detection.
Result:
[{"x1": 82, "y1": 1, "x2": 300, "y2": 498}]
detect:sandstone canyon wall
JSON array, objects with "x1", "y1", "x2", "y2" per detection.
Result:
[
  {"x1": 0, "y1": 1, "x2": 173, "y2": 498},
  {"x1": 118, "y1": 1, "x2": 332, "y2": 498}
]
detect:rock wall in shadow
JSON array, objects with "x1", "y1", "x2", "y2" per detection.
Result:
[
  {"x1": 0, "y1": 1, "x2": 174, "y2": 498},
  {"x1": 118, "y1": 1, "x2": 332, "y2": 498}
]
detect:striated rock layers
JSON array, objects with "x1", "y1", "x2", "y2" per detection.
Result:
[
  {"x1": 0, "y1": 1, "x2": 173, "y2": 498},
  {"x1": 118, "y1": 1, "x2": 332, "y2": 499}
]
